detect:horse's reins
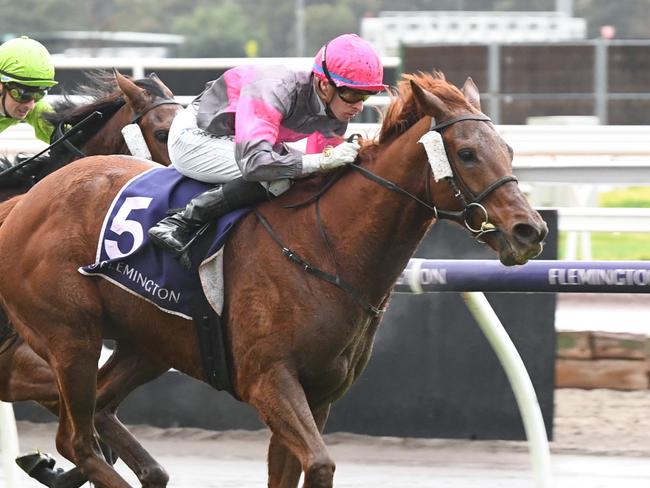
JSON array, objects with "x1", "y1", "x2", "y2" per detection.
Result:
[
  {"x1": 255, "y1": 113, "x2": 518, "y2": 317},
  {"x1": 0, "y1": 110, "x2": 103, "y2": 178},
  {"x1": 256, "y1": 209, "x2": 383, "y2": 316},
  {"x1": 53, "y1": 121, "x2": 87, "y2": 158}
]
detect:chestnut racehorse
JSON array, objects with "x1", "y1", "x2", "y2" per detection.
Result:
[
  {"x1": 0, "y1": 69, "x2": 181, "y2": 488},
  {"x1": 0, "y1": 72, "x2": 547, "y2": 488}
]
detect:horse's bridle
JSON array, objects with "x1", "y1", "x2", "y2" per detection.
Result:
[
  {"x1": 255, "y1": 112, "x2": 518, "y2": 317},
  {"x1": 54, "y1": 97, "x2": 183, "y2": 159},
  {"x1": 129, "y1": 98, "x2": 183, "y2": 125},
  {"x1": 349, "y1": 113, "x2": 518, "y2": 241}
]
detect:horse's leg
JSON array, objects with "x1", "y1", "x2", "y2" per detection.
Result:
[
  {"x1": 54, "y1": 340, "x2": 136, "y2": 488},
  {"x1": 0, "y1": 334, "x2": 58, "y2": 405},
  {"x1": 0, "y1": 331, "x2": 72, "y2": 488},
  {"x1": 90, "y1": 343, "x2": 170, "y2": 488},
  {"x1": 268, "y1": 404, "x2": 331, "y2": 488},
  {"x1": 249, "y1": 367, "x2": 335, "y2": 488},
  {"x1": 11, "y1": 310, "x2": 134, "y2": 488},
  {"x1": 0, "y1": 306, "x2": 106, "y2": 488},
  {"x1": 15, "y1": 344, "x2": 169, "y2": 488}
]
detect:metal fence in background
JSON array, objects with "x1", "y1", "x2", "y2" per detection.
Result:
[{"x1": 402, "y1": 40, "x2": 650, "y2": 125}]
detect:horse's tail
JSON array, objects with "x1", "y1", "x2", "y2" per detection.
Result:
[{"x1": 0, "y1": 196, "x2": 21, "y2": 228}]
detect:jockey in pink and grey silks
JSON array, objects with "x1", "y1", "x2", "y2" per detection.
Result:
[
  {"x1": 194, "y1": 64, "x2": 348, "y2": 181},
  {"x1": 148, "y1": 34, "x2": 386, "y2": 266}
]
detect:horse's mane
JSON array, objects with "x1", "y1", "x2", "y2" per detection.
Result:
[
  {"x1": 44, "y1": 71, "x2": 165, "y2": 127},
  {"x1": 375, "y1": 71, "x2": 475, "y2": 145}
]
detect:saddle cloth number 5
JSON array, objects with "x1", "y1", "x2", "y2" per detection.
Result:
[{"x1": 104, "y1": 196, "x2": 153, "y2": 259}]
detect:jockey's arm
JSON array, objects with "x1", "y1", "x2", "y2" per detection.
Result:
[
  {"x1": 233, "y1": 81, "x2": 354, "y2": 181},
  {"x1": 232, "y1": 85, "x2": 303, "y2": 182}
]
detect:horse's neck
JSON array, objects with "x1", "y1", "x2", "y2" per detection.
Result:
[
  {"x1": 84, "y1": 112, "x2": 129, "y2": 156},
  {"x1": 319, "y1": 117, "x2": 436, "y2": 300}
]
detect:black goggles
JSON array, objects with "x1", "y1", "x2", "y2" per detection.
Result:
[
  {"x1": 336, "y1": 87, "x2": 379, "y2": 104},
  {"x1": 4, "y1": 83, "x2": 48, "y2": 103},
  {"x1": 320, "y1": 43, "x2": 379, "y2": 104}
]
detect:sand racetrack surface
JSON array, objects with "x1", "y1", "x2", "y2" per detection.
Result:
[{"x1": 3, "y1": 389, "x2": 650, "y2": 487}]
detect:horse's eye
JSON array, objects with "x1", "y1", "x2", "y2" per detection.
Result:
[
  {"x1": 458, "y1": 148, "x2": 476, "y2": 163},
  {"x1": 154, "y1": 130, "x2": 169, "y2": 143}
]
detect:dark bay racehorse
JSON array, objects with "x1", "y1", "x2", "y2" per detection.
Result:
[
  {"x1": 0, "y1": 69, "x2": 181, "y2": 487},
  {"x1": 0, "y1": 69, "x2": 180, "y2": 201},
  {"x1": 0, "y1": 72, "x2": 547, "y2": 488}
]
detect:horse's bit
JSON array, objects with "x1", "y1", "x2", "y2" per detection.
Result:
[{"x1": 349, "y1": 114, "x2": 518, "y2": 241}]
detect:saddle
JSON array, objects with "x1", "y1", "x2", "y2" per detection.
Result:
[{"x1": 79, "y1": 166, "x2": 248, "y2": 396}]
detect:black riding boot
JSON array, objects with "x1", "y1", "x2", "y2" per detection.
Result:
[{"x1": 148, "y1": 177, "x2": 268, "y2": 266}]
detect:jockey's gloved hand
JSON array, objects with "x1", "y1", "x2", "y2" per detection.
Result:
[{"x1": 301, "y1": 141, "x2": 360, "y2": 174}]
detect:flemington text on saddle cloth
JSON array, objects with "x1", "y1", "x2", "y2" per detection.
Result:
[{"x1": 79, "y1": 165, "x2": 248, "y2": 319}]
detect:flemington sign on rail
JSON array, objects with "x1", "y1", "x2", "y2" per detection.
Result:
[{"x1": 396, "y1": 259, "x2": 650, "y2": 294}]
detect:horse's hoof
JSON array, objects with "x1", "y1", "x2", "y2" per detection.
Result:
[
  {"x1": 15, "y1": 452, "x2": 55, "y2": 474},
  {"x1": 16, "y1": 452, "x2": 66, "y2": 488}
]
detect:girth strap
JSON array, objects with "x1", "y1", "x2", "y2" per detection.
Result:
[{"x1": 189, "y1": 291, "x2": 239, "y2": 399}]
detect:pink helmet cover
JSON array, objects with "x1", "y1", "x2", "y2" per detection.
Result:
[{"x1": 313, "y1": 34, "x2": 386, "y2": 92}]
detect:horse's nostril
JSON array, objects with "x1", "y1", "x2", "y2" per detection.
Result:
[{"x1": 513, "y1": 222, "x2": 546, "y2": 244}]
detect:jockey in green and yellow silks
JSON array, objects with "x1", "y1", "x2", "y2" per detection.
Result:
[{"x1": 0, "y1": 36, "x2": 57, "y2": 143}]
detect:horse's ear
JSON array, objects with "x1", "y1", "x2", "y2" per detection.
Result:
[
  {"x1": 147, "y1": 71, "x2": 174, "y2": 98},
  {"x1": 461, "y1": 77, "x2": 481, "y2": 111},
  {"x1": 409, "y1": 79, "x2": 448, "y2": 120},
  {"x1": 114, "y1": 68, "x2": 148, "y2": 112}
]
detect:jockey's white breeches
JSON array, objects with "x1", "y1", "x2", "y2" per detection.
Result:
[{"x1": 168, "y1": 105, "x2": 290, "y2": 196}]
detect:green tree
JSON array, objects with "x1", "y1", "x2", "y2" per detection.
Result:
[
  {"x1": 303, "y1": 4, "x2": 357, "y2": 55},
  {"x1": 0, "y1": 0, "x2": 77, "y2": 33},
  {"x1": 172, "y1": 3, "x2": 253, "y2": 57},
  {"x1": 238, "y1": 0, "x2": 295, "y2": 56},
  {"x1": 111, "y1": 0, "x2": 201, "y2": 32}
]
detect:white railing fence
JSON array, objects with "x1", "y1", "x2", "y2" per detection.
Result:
[
  {"x1": 3, "y1": 122, "x2": 650, "y2": 259},
  {"x1": 0, "y1": 401, "x2": 19, "y2": 488}
]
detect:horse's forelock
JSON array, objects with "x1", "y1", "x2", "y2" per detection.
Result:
[{"x1": 376, "y1": 71, "x2": 473, "y2": 144}]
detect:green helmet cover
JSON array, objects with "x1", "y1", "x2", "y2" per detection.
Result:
[{"x1": 0, "y1": 36, "x2": 57, "y2": 88}]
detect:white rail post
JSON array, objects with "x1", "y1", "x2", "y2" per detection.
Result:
[
  {"x1": 0, "y1": 401, "x2": 19, "y2": 488},
  {"x1": 461, "y1": 292, "x2": 554, "y2": 488}
]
